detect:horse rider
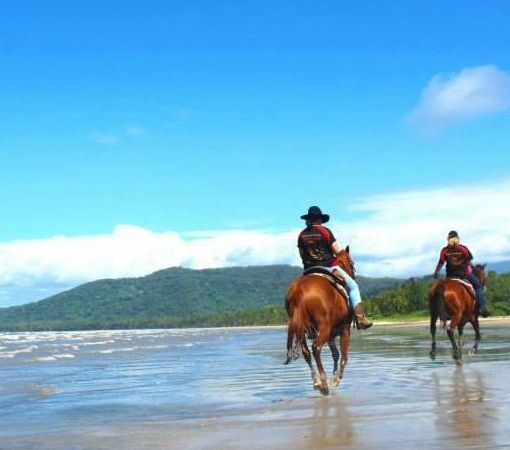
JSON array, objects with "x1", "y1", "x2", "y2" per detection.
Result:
[
  {"x1": 297, "y1": 205, "x2": 373, "y2": 330},
  {"x1": 433, "y1": 230, "x2": 490, "y2": 317}
]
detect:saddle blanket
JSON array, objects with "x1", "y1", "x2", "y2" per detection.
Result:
[
  {"x1": 449, "y1": 278, "x2": 476, "y2": 297},
  {"x1": 304, "y1": 271, "x2": 349, "y2": 300}
]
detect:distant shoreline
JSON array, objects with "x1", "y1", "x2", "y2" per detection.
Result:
[
  {"x1": 219, "y1": 315, "x2": 510, "y2": 331},
  {"x1": 2, "y1": 316, "x2": 509, "y2": 334}
]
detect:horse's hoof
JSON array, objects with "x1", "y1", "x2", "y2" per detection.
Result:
[
  {"x1": 429, "y1": 351, "x2": 436, "y2": 360},
  {"x1": 320, "y1": 386, "x2": 330, "y2": 396},
  {"x1": 313, "y1": 383, "x2": 321, "y2": 390},
  {"x1": 331, "y1": 378, "x2": 340, "y2": 387},
  {"x1": 455, "y1": 359, "x2": 463, "y2": 366},
  {"x1": 468, "y1": 349, "x2": 476, "y2": 357}
]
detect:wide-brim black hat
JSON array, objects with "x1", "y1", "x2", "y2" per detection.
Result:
[{"x1": 300, "y1": 206, "x2": 330, "y2": 223}]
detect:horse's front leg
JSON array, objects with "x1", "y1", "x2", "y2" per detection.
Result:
[
  {"x1": 328, "y1": 338, "x2": 340, "y2": 387},
  {"x1": 458, "y1": 324, "x2": 465, "y2": 358},
  {"x1": 468, "y1": 319, "x2": 481, "y2": 357},
  {"x1": 336, "y1": 325, "x2": 350, "y2": 385},
  {"x1": 312, "y1": 332, "x2": 330, "y2": 396},
  {"x1": 302, "y1": 338, "x2": 320, "y2": 389}
]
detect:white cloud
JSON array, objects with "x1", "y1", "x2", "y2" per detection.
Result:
[
  {"x1": 92, "y1": 133, "x2": 119, "y2": 145},
  {"x1": 1, "y1": 178, "x2": 510, "y2": 306},
  {"x1": 408, "y1": 65, "x2": 510, "y2": 132},
  {"x1": 0, "y1": 225, "x2": 299, "y2": 297},
  {"x1": 334, "y1": 180, "x2": 510, "y2": 276},
  {"x1": 90, "y1": 125, "x2": 144, "y2": 145},
  {"x1": 125, "y1": 125, "x2": 145, "y2": 136}
]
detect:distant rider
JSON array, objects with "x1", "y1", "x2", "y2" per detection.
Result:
[
  {"x1": 433, "y1": 230, "x2": 490, "y2": 317},
  {"x1": 297, "y1": 206, "x2": 373, "y2": 330}
]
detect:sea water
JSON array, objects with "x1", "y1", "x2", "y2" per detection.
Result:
[{"x1": 1, "y1": 323, "x2": 510, "y2": 448}]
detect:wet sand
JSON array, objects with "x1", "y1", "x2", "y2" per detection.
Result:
[
  {"x1": 2, "y1": 320, "x2": 510, "y2": 450},
  {"x1": 9, "y1": 364, "x2": 509, "y2": 450}
]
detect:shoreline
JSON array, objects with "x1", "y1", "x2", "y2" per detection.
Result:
[
  {"x1": 215, "y1": 315, "x2": 510, "y2": 330},
  {"x1": 1, "y1": 316, "x2": 509, "y2": 334},
  {"x1": 372, "y1": 315, "x2": 510, "y2": 327}
]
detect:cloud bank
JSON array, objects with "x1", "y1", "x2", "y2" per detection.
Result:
[
  {"x1": 408, "y1": 65, "x2": 510, "y2": 132},
  {"x1": 1, "y1": 178, "x2": 510, "y2": 306}
]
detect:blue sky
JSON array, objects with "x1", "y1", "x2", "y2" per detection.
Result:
[{"x1": 1, "y1": 1, "x2": 510, "y2": 306}]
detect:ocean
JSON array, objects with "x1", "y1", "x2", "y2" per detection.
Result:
[{"x1": 1, "y1": 322, "x2": 510, "y2": 449}]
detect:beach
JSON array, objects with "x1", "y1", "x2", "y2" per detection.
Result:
[{"x1": 1, "y1": 319, "x2": 510, "y2": 449}]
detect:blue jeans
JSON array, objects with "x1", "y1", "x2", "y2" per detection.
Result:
[
  {"x1": 333, "y1": 266, "x2": 361, "y2": 308},
  {"x1": 467, "y1": 274, "x2": 486, "y2": 309}
]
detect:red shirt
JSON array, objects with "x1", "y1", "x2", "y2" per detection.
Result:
[
  {"x1": 297, "y1": 225, "x2": 336, "y2": 269},
  {"x1": 436, "y1": 244, "x2": 473, "y2": 278}
]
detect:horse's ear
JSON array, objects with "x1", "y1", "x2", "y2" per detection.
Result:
[{"x1": 345, "y1": 245, "x2": 350, "y2": 254}]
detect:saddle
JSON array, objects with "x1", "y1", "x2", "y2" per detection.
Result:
[
  {"x1": 303, "y1": 266, "x2": 349, "y2": 300},
  {"x1": 449, "y1": 277, "x2": 476, "y2": 298}
]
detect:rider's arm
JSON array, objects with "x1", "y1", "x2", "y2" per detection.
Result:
[{"x1": 434, "y1": 248, "x2": 446, "y2": 276}]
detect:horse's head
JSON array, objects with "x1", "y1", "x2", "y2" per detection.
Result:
[
  {"x1": 335, "y1": 245, "x2": 356, "y2": 280},
  {"x1": 473, "y1": 263, "x2": 487, "y2": 286}
]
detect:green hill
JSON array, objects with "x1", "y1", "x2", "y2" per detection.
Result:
[
  {"x1": 0, "y1": 265, "x2": 401, "y2": 331},
  {"x1": 3, "y1": 265, "x2": 507, "y2": 332}
]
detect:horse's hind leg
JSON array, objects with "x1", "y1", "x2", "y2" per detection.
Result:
[
  {"x1": 328, "y1": 338, "x2": 340, "y2": 387},
  {"x1": 446, "y1": 326, "x2": 461, "y2": 364},
  {"x1": 430, "y1": 314, "x2": 438, "y2": 360},
  {"x1": 468, "y1": 319, "x2": 481, "y2": 357},
  {"x1": 302, "y1": 338, "x2": 320, "y2": 389},
  {"x1": 312, "y1": 331, "x2": 330, "y2": 396}
]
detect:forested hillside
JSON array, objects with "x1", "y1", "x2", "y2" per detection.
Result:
[
  {"x1": 1, "y1": 266, "x2": 508, "y2": 331},
  {"x1": 0, "y1": 265, "x2": 400, "y2": 331}
]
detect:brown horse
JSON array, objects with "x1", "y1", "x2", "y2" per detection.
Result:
[
  {"x1": 429, "y1": 264, "x2": 487, "y2": 365},
  {"x1": 284, "y1": 247, "x2": 355, "y2": 395}
]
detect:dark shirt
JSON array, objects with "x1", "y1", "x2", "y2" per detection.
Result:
[
  {"x1": 297, "y1": 225, "x2": 336, "y2": 269},
  {"x1": 436, "y1": 244, "x2": 473, "y2": 278}
]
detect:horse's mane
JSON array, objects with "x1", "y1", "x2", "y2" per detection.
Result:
[{"x1": 335, "y1": 247, "x2": 355, "y2": 279}]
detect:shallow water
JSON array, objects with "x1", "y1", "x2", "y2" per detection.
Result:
[{"x1": 1, "y1": 322, "x2": 510, "y2": 449}]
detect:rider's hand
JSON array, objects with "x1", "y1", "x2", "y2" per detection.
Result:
[{"x1": 433, "y1": 272, "x2": 439, "y2": 279}]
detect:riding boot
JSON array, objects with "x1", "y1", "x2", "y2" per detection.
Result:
[
  {"x1": 479, "y1": 306, "x2": 490, "y2": 318},
  {"x1": 354, "y1": 304, "x2": 373, "y2": 330}
]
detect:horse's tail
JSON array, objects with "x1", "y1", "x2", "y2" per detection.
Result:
[
  {"x1": 429, "y1": 280, "x2": 447, "y2": 323},
  {"x1": 284, "y1": 310, "x2": 307, "y2": 364},
  {"x1": 284, "y1": 281, "x2": 308, "y2": 365}
]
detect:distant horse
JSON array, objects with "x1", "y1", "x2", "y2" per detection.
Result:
[
  {"x1": 429, "y1": 264, "x2": 487, "y2": 365},
  {"x1": 284, "y1": 247, "x2": 355, "y2": 395}
]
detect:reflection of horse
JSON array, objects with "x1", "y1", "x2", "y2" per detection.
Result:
[
  {"x1": 432, "y1": 368, "x2": 494, "y2": 447},
  {"x1": 308, "y1": 396, "x2": 354, "y2": 446},
  {"x1": 284, "y1": 247, "x2": 354, "y2": 395},
  {"x1": 429, "y1": 264, "x2": 487, "y2": 364}
]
